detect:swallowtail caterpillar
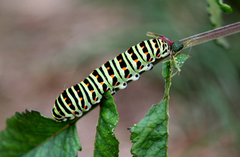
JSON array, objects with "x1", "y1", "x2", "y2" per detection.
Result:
[{"x1": 52, "y1": 38, "x2": 183, "y2": 122}]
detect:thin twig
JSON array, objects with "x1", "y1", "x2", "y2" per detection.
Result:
[
  {"x1": 147, "y1": 21, "x2": 240, "y2": 49},
  {"x1": 180, "y1": 21, "x2": 240, "y2": 49}
]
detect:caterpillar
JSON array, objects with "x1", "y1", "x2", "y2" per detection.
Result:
[{"x1": 52, "y1": 38, "x2": 183, "y2": 122}]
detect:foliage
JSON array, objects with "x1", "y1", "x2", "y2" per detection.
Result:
[
  {"x1": 0, "y1": 110, "x2": 80, "y2": 157},
  {"x1": 94, "y1": 91, "x2": 119, "y2": 157},
  {"x1": 207, "y1": 0, "x2": 233, "y2": 48},
  {"x1": 130, "y1": 54, "x2": 189, "y2": 157}
]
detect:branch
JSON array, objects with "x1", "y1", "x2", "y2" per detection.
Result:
[
  {"x1": 147, "y1": 21, "x2": 240, "y2": 50},
  {"x1": 179, "y1": 21, "x2": 240, "y2": 49}
]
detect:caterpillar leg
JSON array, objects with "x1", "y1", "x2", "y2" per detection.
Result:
[
  {"x1": 145, "y1": 63, "x2": 153, "y2": 71},
  {"x1": 110, "y1": 88, "x2": 116, "y2": 95},
  {"x1": 117, "y1": 82, "x2": 127, "y2": 90},
  {"x1": 131, "y1": 73, "x2": 140, "y2": 81},
  {"x1": 74, "y1": 111, "x2": 82, "y2": 117}
]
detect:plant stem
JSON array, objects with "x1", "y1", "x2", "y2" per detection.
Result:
[
  {"x1": 147, "y1": 21, "x2": 240, "y2": 49},
  {"x1": 180, "y1": 21, "x2": 240, "y2": 49}
]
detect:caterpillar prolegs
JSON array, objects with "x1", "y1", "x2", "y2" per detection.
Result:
[{"x1": 52, "y1": 38, "x2": 183, "y2": 122}]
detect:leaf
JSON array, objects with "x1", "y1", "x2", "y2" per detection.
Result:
[
  {"x1": 0, "y1": 110, "x2": 81, "y2": 157},
  {"x1": 94, "y1": 91, "x2": 119, "y2": 157},
  {"x1": 130, "y1": 61, "x2": 172, "y2": 157},
  {"x1": 216, "y1": 0, "x2": 233, "y2": 14},
  {"x1": 173, "y1": 53, "x2": 190, "y2": 71},
  {"x1": 207, "y1": 0, "x2": 232, "y2": 49}
]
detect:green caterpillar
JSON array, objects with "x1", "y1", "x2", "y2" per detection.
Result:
[{"x1": 52, "y1": 38, "x2": 183, "y2": 122}]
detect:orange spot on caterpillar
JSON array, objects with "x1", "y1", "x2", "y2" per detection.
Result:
[
  {"x1": 80, "y1": 97, "x2": 83, "y2": 101},
  {"x1": 115, "y1": 83, "x2": 118, "y2": 86},
  {"x1": 119, "y1": 59, "x2": 122, "y2": 62},
  {"x1": 94, "y1": 98, "x2": 98, "y2": 101},
  {"x1": 90, "y1": 90, "x2": 94, "y2": 93},
  {"x1": 142, "y1": 46, "x2": 145, "y2": 49},
  {"x1": 134, "y1": 59, "x2": 138, "y2": 63},
  {"x1": 68, "y1": 103, "x2": 71, "y2": 106},
  {"x1": 131, "y1": 52, "x2": 133, "y2": 56},
  {"x1": 154, "y1": 42, "x2": 157, "y2": 44},
  {"x1": 157, "y1": 54, "x2": 160, "y2": 57},
  {"x1": 144, "y1": 52, "x2": 148, "y2": 55},
  {"x1": 100, "y1": 82, "x2": 104, "y2": 85},
  {"x1": 84, "y1": 106, "x2": 87, "y2": 109},
  {"x1": 156, "y1": 47, "x2": 159, "y2": 50},
  {"x1": 77, "y1": 90, "x2": 80, "y2": 92},
  {"x1": 149, "y1": 59, "x2": 152, "y2": 62},
  {"x1": 86, "y1": 83, "x2": 89, "y2": 86},
  {"x1": 127, "y1": 75, "x2": 130, "y2": 78},
  {"x1": 110, "y1": 75, "x2": 114, "y2": 78},
  {"x1": 64, "y1": 98, "x2": 67, "y2": 101},
  {"x1": 96, "y1": 75, "x2": 99, "y2": 78},
  {"x1": 122, "y1": 67, "x2": 127, "y2": 70},
  {"x1": 139, "y1": 66, "x2": 142, "y2": 69},
  {"x1": 62, "y1": 91, "x2": 65, "y2": 93},
  {"x1": 58, "y1": 111, "x2": 61, "y2": 113},
  {"x1": 73, "y1": 111, "x2": 75, "y2": 114},
  {"x1": 107, "y1": 67, "x2": 110, "y2": 70}
]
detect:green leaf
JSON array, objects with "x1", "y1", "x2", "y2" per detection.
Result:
[
  {"x1": 207, "y1": 0, "x2": 232, "y2": 49},
  {"x1": 216, "y1": 0, "x2": 233, "y2": 14},
  {"x1": 173, "y1": 54, "x2": 190, "y2": 71},
  {"x1": 94, "y1": 91, "x2": 119, "y2": 157},
  {"x1": 130, "y1": 61, "x2": 172, "y2": 157},
  {"x1": 0, "y1": 110, "x2": 81, "y2": 157}
]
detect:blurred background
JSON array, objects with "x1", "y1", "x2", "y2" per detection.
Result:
[{"x1": 0, "y1": 0, "x2": 240, "y2": 156}]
